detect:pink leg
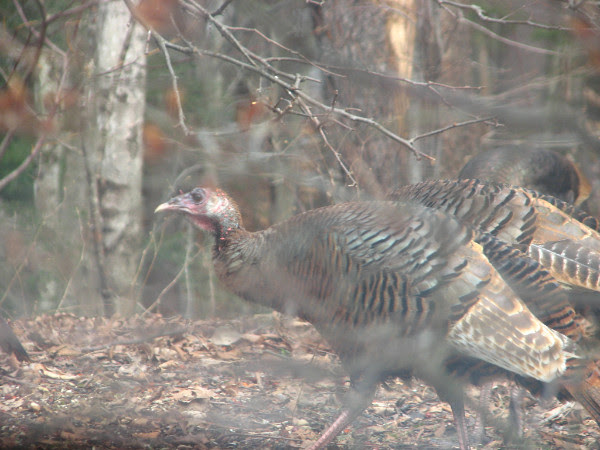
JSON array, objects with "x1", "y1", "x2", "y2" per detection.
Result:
[
  {"x1": 306, "y1": 385, "x2": 375, "y2": 450},
  {"x1": 473, "y1": 382, "x2": 491, "y2": 445},
  {"x1": 450, "y1": 398, "x2": 471, "y2": 450},
  {"x1": 306, "y1": 408, "x2": 359, "y2": 450},
  {"x1": 507, "y1": 385, "x2": 524, "y2": 440}
]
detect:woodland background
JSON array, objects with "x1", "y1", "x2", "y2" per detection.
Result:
[
  {"x1": 2, "y1": 1, "x2": 600, "y2": 448},
  {"x1": 1, "y1": 0, "x2": 599, "y2": 324}
]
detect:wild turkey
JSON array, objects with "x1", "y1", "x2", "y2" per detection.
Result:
[
  {"x1": 401, "y1": 175, "x2": 600, "y2": 442},
  {"x1": 155, "y1": 187, "x2": 600, "y2": 449},
  {"x1": 391, "y1": 179, "x2": 600, "y2": 296},
  {"x1": 458, "y1": 147, "x2": 591, "y2": 206},
  {"x1": 0, "y1": 316, "x2": 29, "y2": 362},
  {"x1": 392, "y1": 178, "x2": 600, "y2": 440}
]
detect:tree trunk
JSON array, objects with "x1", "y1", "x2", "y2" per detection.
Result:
[
  {"x1": 389, "y1": 1, "x2": 444, "y2": 184},
  {"x1": 34, "y1": 52, "x2": 93, "y2": 314},
  {"x1": 90, "y1": 0, "x2": 147, "y2": 316},
  {"x1": 33, "y1": 2, "x2": 146, "y2": 317}
]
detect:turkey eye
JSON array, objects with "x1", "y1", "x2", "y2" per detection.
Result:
[{"x1": 190, "y1": 189, "x2": 205, "y2": 203}]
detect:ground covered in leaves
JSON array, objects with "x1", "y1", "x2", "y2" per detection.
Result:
[{"x1": 1, "y1": 313, "x2": 599, "y2": 449}]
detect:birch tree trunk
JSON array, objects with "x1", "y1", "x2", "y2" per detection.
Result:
[
  {"x1": 89, "y1": 0, "x2": 147, "y2": 315},
  {"x1": 34, "y1": 2, "x2": 146, "y2": 316}
]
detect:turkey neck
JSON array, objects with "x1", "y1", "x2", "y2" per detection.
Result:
[{"x1": 211, "y1": 225, "x2": 283, "y2": 310}]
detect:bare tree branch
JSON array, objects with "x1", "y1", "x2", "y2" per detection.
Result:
[
  {"x1": 437, "y1": 0, "x2": 572, "y2": 31},
  {"x1": 295, "y1": 94, "x2": 358, "y2": 187},
  {"x1": 182, "y1": 0, "x2": 260, "y2": 69},
  {"x1": 410, "y1": 117, "x2": 497, "y2": 144},
  {"x1": 0, "y1": 129, "x2": 15, "y2": 161},
  {"x1": 211, "y1": 0, "x2": 235, "y2": 17},
  {"x1": 155, "y1": 33, "x2": 189, "y2": 134},
  {"x1": 46, "y1": 0, "x2": 97, "y2": 25},
  {"x1": 171, "y1": 1, "x2": 433, "y2": 160},
  {"x1": 161, "y1": 37, "x2": 432, "y2": 160},
  {"x1": 228, "y1": 26, "x2": 341, "y2": 77},
  {"x1": 459, "y1": 17, "x2": 561, "y2": 55},
  {"x1": 0, "y1": 134, "x2": 46, "y2": 192},
  {"x1": 143, "y1": 243, "x2": 201, "y2": 317}
]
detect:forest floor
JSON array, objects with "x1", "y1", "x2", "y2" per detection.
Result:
[{"x1": 1, "y1": 312, "x2": 599, "y2": 449}]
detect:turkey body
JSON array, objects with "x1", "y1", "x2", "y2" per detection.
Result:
[
  {"x1": 213, "y1": 201, "x2": 569, "y2": 384},
  {"x1": 456, "y1": 154, "x2": 596, "y2": 439},
  {"x1": 156, "y1": 187, "x2": 582, "y2": 449},
  {"x1": 391, "y1": 179, "x2": 600, "y2": 293},
  {"x1": 391, "y1": 178, "x2": 600, "y2": 442},
  {"x1": 458, "y1": 147, "x2": 591, "y2": 205}
]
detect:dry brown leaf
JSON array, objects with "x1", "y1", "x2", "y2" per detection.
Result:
[
  {"x1": 240, "y1": 333, "x2": 263, "y2": 344},
  {"x1": 158, "y1": 360, "x2": 180, "y2": 369},
  {"x1": 172, "y1": 343, "x2": 188, "y2": 360},
  {"x1": 172, "y1": 386, "x2": 213, "y2": 403},
  {"x1": 134, "y1": 431, "x2": 160, "y2": 439},
  {"x1": 210, "y1": 325, "x2": 242, "y2": 346},
  {"x1": 28, "y1": 401, "x2": 40, "y2": 412},
  {"x1": 433, "y1": 423, "x2": 446, "y2": 438},
  {"x1": 131, "y1": 418, "x2": 150, "y2": 427},
  {"x1": 48, "y1": 345, "x2": 81, "y2": 357},
  {"x1": 215, "y1": 348, "x2": 242, "y2": 360},
  {"x1": 59, "y1": 431, "x2": 81, "y2": 441},
  {"x1": 35, "y1": 363, "x2": 78, "y2": 380}
]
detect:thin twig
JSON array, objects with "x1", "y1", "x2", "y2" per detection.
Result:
[
  {"x1": 458, "y1": 15, "x2": 560, "y2": 56},
  {"x1": 295, "y1": 95, "x2": 358, "y2": 187},
  {"x1": 410, "y1": 117, "x2": 495, "y2": 143},
  {"x1": 0, "y1": 135, "x2": 47, "y2": 192},
  {"x1": 131, "y1": 227, "x2": 162, "y2": 311},
  {"x1": 123, "y1": 0, "x2": 190, "y2": 134},
  {"x1": 81, "y1": 327, "x2": 189, "y2": 353},
  {"x1": 182, "y1": 0, "x2": 259, "y2": 69},
  {"x1": 0, "y1": 129, "x2": 15, "y2": 161},
  {"x1": 12, "y1": 0, "x2": 48, "y2": 82},
  {"x1": 154, "y1": 33, "x2": 189, "y2": 134},
  {"x1": 181, "y1": 2, "x2": 315, "y2": 86},
  {"x1": 438, "y1": 0, "x2": 572, "y2": 31},
  {"x1": 46, "y1": 0, "x2": 97, "y2": 25},
  {"x1": 184, "y1": 225, "x2": 195, "y2": 318},
  {"x1": 0, "y1": 222, "x2": 44, "y2": 308},
  {"x1": 56, "y1": 207, "x2": 87, "y2": 313},
  {"x1": 13, "y1": 0, "x2": 65, "y2": 58},
  {"x1": 143, "y1": 242, "x2": 201, "y2": 317},
  {"x1": 228, "y1": 26, "x2": 340, "y2": 77},
  {"x1": 211, "y1": 0, "x2": 235, "y2": 16}
]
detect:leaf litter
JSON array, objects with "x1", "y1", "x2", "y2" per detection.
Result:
[{"x1": 1, "y1": 312, "x2": 599, "y2": 449}]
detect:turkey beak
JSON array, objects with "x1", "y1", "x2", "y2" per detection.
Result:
[
  {"x1": 154, "y1": 202, "x2": 174, "y2": 214},
  {"x1": 155, "y1": 196, "x2": 188, "y2": 214}
]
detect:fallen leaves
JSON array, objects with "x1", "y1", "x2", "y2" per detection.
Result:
[
  {"x1": 0, "y1": 312, "x2": 599, "y2": 448},
  {"x1": 35, "y1": 363, "x2": 78, "y2": 380}
]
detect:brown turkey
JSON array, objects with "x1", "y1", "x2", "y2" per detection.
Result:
[
  {"x1": 155, "y1": 187, "x2": 599, "y2": 449},
  {"x1": 391, "y1": 179, "x2": 600, "y2": 296},
  {"x1": 458, "y1": 147, "x2": 591, "y2": 206},
  {"x1": 391, "y1": 179, "x2": 600, "y2": 434},
  {"x1": 458, "y1": 148, "x2": 596, "y2": 437},
  {"x1": 0, "y1": 315, "x2": 29, "y2": 362},
  {"x1": 458, "y1": 156, "x2": 596, "y2": 439}
]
